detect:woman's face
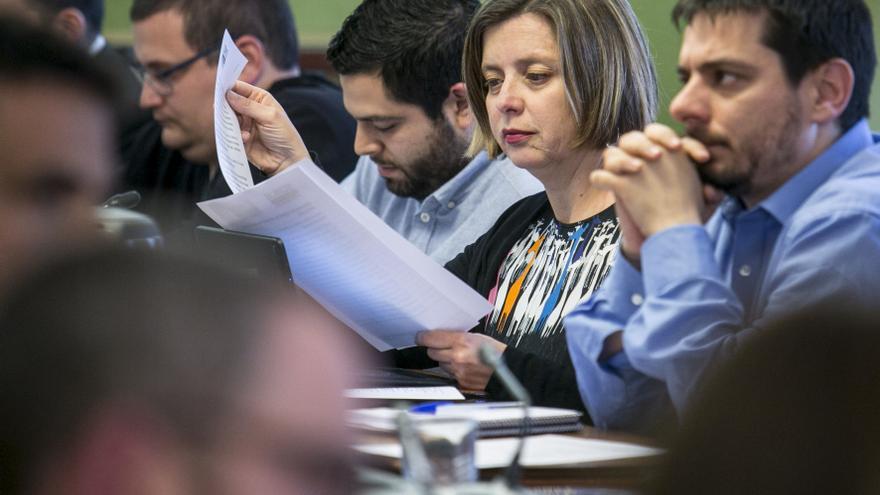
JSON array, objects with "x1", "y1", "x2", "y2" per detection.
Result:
[{"x1": 481, "y1": 13, "x2": 578, "y2": 173}]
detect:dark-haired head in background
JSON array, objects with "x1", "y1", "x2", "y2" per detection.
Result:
[
  {"x1": 327, "y1": 0, "x2": 541, "y2": 263},
  {"x1": 653, "y1": 305, "x2": 880, "y2": 495},
  {"x1": 0, "y1": 17, "x2": 116, "y2": 296},
  {"x1": 0, "y1": 249, "x2": 362, "y2": 495},
  {"x1": 0, "y1": 0, "x2": 145, "y2": 130},
  {"x1": 327, "y1": 0, "x2": 479, "y2": 198},
  {"x1": 0, "y1": 0, "x2": 102, "y2": 46}
]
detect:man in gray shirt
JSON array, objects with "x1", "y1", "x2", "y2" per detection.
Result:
[{"x1": 327, "y1": 0, "x2": 542, "y2": 263}]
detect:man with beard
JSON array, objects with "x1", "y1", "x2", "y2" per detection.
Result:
[
  {"x1": 229, "y1": 0, "x2": 541, "y2": 264},
  {"x1": 325, "y1": 0, "x2": 542, "y2": 263},
  {"x1": 564, "y1": 0, "x2": 880, "y2": 432}
]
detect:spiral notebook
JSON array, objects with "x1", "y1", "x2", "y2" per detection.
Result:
[{"x1": 348, "y1": 406, "x2": 583, "y2": 438}]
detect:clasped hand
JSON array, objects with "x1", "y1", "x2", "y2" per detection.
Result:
[
  {"x1": 590, "y1": 123, "x2": 723, "y2": 264},
  {"x1": 416, "y1": 330, "x2": 507, "y2": 391},
  {"x1": 226, "y1": 80, "x2": 308, "y2": 175}
]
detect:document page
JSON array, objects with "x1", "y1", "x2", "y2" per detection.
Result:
[
  {"x1": 213, "y1": 30, "x2": 253, "y2": 194},
  {"x1": 355, "y1": 434, "x2": 663, "y2": 469},
  {"x1": 345, "y1": 387, "x2": 466, "y2": 401},
  {"x1": 197, "y1": 160, "x2": 493, "y2": 350}
]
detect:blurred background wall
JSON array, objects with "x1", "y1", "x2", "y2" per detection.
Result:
[{"x1": 104, "y1": 0, "x2": 880, "y2": 130}]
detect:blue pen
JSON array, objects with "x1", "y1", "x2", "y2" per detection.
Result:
[{"x1": 408, "y1": 401, "x2": 452, "y2": 414}]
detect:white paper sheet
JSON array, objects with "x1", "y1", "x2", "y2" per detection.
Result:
[
  {"x1": 348, "y1": 406, "x2": 581, "y2": 432},
  {"x1": 354, "y1": 434, "x2": 663, "y2": 469},
  {"x1": 213, "y1": 30, "x2": 253, "y2": 194},
  {"x1": 345, "y1": 387, "x2": 466, "y2": 401},
  {"x1": 197, "y1": 160, "x2": 493, "y2": 350}
]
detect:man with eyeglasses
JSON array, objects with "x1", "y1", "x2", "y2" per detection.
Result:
[{"x1": 121, "y1": 0, "x2": 356, "y2": 244}]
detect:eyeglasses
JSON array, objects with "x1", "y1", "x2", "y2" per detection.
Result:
[{"x1": 142, "y1": 45, "x2": 219, "y2": 97}]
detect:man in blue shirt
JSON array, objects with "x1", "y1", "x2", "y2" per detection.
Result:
[
  {"x1": 328, "y1": 0, "x2": 542, "y2": 264},
  {"x1": 565, "y1": 0, "x2": 880, "y2": 431}
]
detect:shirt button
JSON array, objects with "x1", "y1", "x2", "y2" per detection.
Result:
[
  {"x1": 419, "y1": 212, "x2": 431, "y2": 223},
  {"x1": 739, "y1": 265, "x2": 752, "y2": 277},
  {"x1": 631, "y1": 293, "x2": 644, "y2": 306},
  {"x1": 447, "y1": 201, "x2": 457, "y2": 209}
]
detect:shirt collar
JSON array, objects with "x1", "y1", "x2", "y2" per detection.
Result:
[
  {"x1": 757, "y1": 119, "x2": 874, "y2": 223},
  {"x1": 88, "y1": 34, "x2": 106, "y2": 56},
  {"x1": 423, "y1": 151, "x2": 493, "y2": 204}
]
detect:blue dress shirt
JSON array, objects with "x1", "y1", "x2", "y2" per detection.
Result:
[
  {"x1": 565, "y1": 120, "x2": 880, "y2": 431},
  {"x1": 341, "y1": 152, "x2": 543, "y2": 264}
]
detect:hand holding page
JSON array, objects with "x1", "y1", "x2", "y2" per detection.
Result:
[
  {"x1": 213, "y1": 30, "x2": 253, "y2": 194},
  {"x1": 197, "y1": 160, "x2": 492, "y2": 350}
]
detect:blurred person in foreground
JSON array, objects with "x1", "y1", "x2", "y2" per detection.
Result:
[
  {"x1": 565, "y1": 0, "x2": 880, "y2": 431},
  {"x1": 225, "y1": 0, "x2": 657, "y2": 413},
  {"x1": 0, "y1": 249, "x2": 362, "y2": 495},
  {"x1": 653, "y1": 306, "x2": 880, "y2": 495},
  {"x1": 0, "y1": 0, "x2": 143, "y2": 124},
  {"x1": 0, "y1": 17, "x2": 116, "y2": 297}
]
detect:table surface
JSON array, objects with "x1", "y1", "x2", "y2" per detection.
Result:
[{"x1": 355, "y1": 425, "x2": 662, "y2": 490}]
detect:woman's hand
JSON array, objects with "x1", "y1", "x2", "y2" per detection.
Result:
[
  {"x1": 226, "y1": 80, "x2": 308, "y2": 175},
  {"x1": 416, "y1": 330, "x2": 507, "y2": 391}
]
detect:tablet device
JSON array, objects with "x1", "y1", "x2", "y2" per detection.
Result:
[{"x1": 194, "y1": 226, "x2": 293, "y2": 283}]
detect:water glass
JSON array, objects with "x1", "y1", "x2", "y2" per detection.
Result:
[{"x1": 401, "y1": 416, "x2": 478, "y2": 486}]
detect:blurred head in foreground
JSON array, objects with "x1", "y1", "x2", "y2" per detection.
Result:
[
  {"x1": 653, "y1": 305, "x2": 880, "y2": 495},
  {"x1": 0, "y1": 249, "x2": 361, "y2": 495},
  {"x1": 0, "y1": 17, "x2": 116, "y2": 295}
]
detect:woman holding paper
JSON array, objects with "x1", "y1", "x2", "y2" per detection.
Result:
[{"x1": 226, "y1": 0, "x2": 657, "y2": 415}]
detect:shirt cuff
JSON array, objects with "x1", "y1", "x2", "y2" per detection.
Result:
[{"x1": 641, "y1": 224, "x2": 719, "y2": 295}]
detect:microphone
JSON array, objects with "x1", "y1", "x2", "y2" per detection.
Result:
[
  {"x1": 478, "y1": 344, "x2": 531, "y2": 489},
  {"x1": 102, "y1": 190, "x2": 141, "y2": 209}
]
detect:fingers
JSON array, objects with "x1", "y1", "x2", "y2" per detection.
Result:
[
  {"x1": 602, "y1": 146, "x2": 644, "y2": 174},
  {"x1": 643, "y1": 123, "x2": 682, "y2": 150},
  {"x1": 617, "y1": 131, "x2": 665, "y2": 161},
  {"x1": 426, "y1": 347, "x2": 456, "y2": 363},
  {"x1": 681, "y1": 136, "x2": 711, "y2": 163},
  {"x1": 229, "y1": 80, "x2": 262, "y2": 99},
  {"x1": 415, "y1": 330, "x2": 457, "y2": 348},
  {"x1": 226, "y1": 87, "x2": 283, "y2": 124}
]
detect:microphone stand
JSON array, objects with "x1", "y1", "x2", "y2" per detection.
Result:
[{"x1": 478, "y1": 344, "x2": 531, "y2": 490}]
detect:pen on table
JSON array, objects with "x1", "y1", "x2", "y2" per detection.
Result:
[
  {"x1": 408, "y1": 401, "x2": 452, "y2": 414},
  {"x1": 409, "y1": 401, "x2": 522, "y2": 414}
]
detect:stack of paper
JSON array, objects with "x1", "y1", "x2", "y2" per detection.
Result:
[
  {"x1": 354, "y1": 434, "x2": 663, "y2": 469},
  {"x1": 348, "y1": 405, "x2": 583, "y2": 437},
  {"x1": 345, "y1": 387, "x2": 466, "y2": 401}
]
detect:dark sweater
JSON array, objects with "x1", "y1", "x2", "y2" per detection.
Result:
[{"x1": 397, "y1": 192, "x2": 620, "y2": 420}]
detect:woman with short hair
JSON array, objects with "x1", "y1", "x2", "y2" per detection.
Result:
[{"x1": 227, "y1": 0, "x2": 657, "y2": 415}]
